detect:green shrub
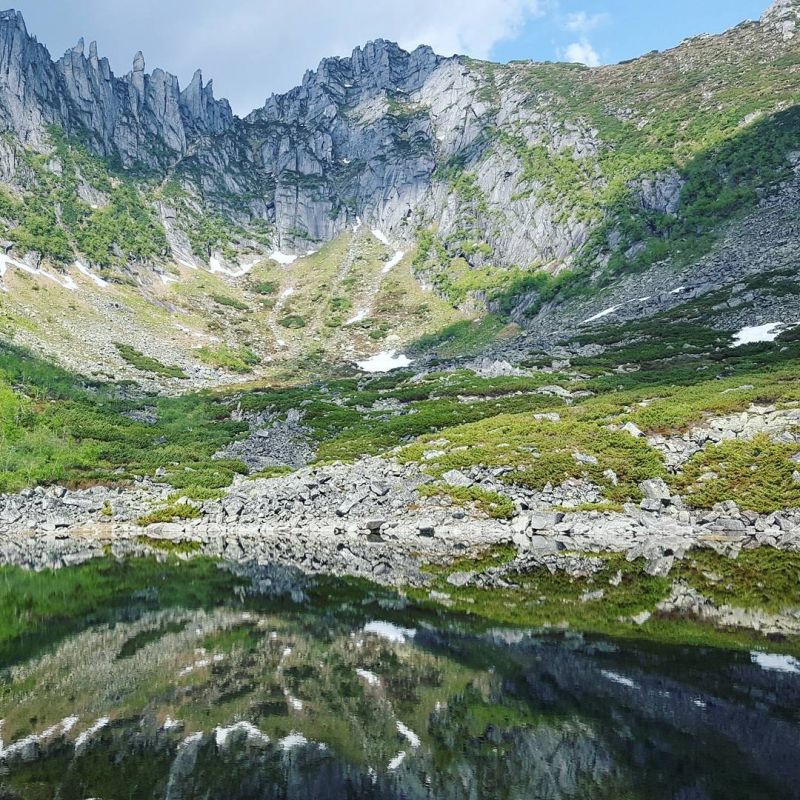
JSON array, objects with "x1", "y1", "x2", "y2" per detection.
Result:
[{"x1": 114, "y1": 343, "x2": 187, "y2": 379}]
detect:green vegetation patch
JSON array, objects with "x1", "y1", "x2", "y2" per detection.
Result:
[
  {"x1": 114, "y1": 343, "x2": 187, "y2": 379},
  {"x1": 675, "y1": 435, "x2": 800, "y2": 513},
  {"x1": 419, "y1": 483, "x2": 516, "y2": 519},
  {"x1": 196, "y1": 344, "x2": 261, "y2": 373},
  {"x1": 136, "y1": 502, "x2": 202, "y2": 527}
]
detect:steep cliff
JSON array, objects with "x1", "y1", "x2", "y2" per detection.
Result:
[{"x1": 0, "y1": 2, "x2": 798, "y2": 319}]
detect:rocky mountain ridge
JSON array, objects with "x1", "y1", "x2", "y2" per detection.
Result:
[{"x1": 0, "y1": 2, "x2": 798, "y2": 281}]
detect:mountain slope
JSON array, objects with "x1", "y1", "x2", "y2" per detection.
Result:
[{"x1": 0, "y1": 2, "x2": 797, "y2": 375}]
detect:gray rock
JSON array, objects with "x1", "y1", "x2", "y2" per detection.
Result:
[
  {"x1": 446, "y1": 571, "x2": 475, "y2": 587},
  {"x1": 441, "y1": 469, "x2": 473, "y2": 488},
  {"x1": 639, "y1": 478, "x2": 672, "y2": 503}
]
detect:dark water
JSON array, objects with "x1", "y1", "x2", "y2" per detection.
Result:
[{"x1": 1, "y1": 569, "x2": 800, "y2": 800}]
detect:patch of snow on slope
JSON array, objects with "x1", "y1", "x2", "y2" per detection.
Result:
[
  {"x1": 356, "y1": 350, "x2": 412, "y2": 373},
  {"x1": 751, "y1": 651, "x2": 800, "y2": 674},
  {"x1": 271, "y1": 251, "x2": 298, "y2": 266},
  {"x1": 353, "y1": 216, "x2": 363, "y2": 233},
  {"x1": 0, "y1": 254, "x2": 76, "y2": 291},
  {"x1": 371, "y1": 229, "x2": 390, "y2": 246},
  {"x1": 346, "y1": 307, "x2": 370, "y2": 325},
  {"x1": 732, "y1": 322, "x2": 790, "y2": 346},
  {"x1": 382, "y1": 251, "x2": 405, "y2": 274},
  {"x1": 75, "y1": 260, "x2": 108, "y2": 287},
  {"x1": 582, "y1": 305, "x2": 621, "y2": 324}
]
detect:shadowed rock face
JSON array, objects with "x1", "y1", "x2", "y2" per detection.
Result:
[{"x1": 1, "y1": 571, "x2": 798, "y2": 800}]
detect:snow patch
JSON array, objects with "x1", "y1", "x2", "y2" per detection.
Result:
[
  {"x1": 352, "y1": 216, "x2": 363, "y2": 233},
  {"x1": 382, "y1": 250, "x2": 405, "y2": 274},
  {"x1": 582, "y1": 305, "x2": 621, "y2": 324},
  {"x1": 751, "y1": 651, "x2": 800, "y2": 674},
  {"x1": 0, "y1": 254, "x2": 77, "y2": 291},
  {"x1": 270, "y1": 251, "x2": 298, "y2": 266},
  {"x1": 371, "y1": 229, "x2": 390, "y2": 246},
  {"x1": 355, "y1": 350, "x2": 412, "y2": 373},
  {"x1": 346, "y1": 307, "x2": 370, "y2": 325},
  {"x1": 75, "y1": 260, "x2": 108, "y2": 288},
  {"x1": 363, "y1": 621, "x2": 416, "y2": 644},
  {"x1": 732, "y1": 322, "x2": 791, "y2": 347}
]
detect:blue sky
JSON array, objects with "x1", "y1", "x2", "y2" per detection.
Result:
[
  {"x1": 10, "y1": 0, "x2": 771, "y2": 114},
  {"x1": 493, "y1": 1, "x2": 768, "y2": 67}
]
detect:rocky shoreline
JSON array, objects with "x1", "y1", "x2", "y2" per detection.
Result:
[{"x1": 1, "y1": 453, "x2": 798, "y2": 601}]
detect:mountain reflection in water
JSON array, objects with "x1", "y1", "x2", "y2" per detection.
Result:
[{"x1": 1, "y1": 573, "x2": 799, "y2": 800}]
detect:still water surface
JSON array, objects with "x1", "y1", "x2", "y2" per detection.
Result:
[{"x1": 1, "y1": 564, "x2": 799, "y2": 799}]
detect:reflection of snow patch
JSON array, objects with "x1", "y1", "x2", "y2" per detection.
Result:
[
  {"x1": 74, "y1": 717, "x2": 110, "y2": 750},
  {"x1": 732, "y1": 322, "x2": 792, "y2": 347},
  {"x1": 214, "y1": 722, "x2": 269, "y2": 748},
  {"x1": 751, "y1": 651, "x2": 800, "y2": 674},
  {"x1": 356, "y1": 350, "x2": 412, "y2": 373},
  {"x1": 363, "y1": 621, "x2": 416, "y2": 644},
  {"x1": 382, "y1": 250, "x2": 405, "y2": 274},
  {"x1": 388, "y1": 751, "x2": 406, "y2": 770},
  {"x1": 396, "y1": 721, "x2": 420, "y2": 748},
  {"x1": 356, "y1": 668, "x2": 381, "y2": 686},
  {"x1": 271, "y1": 251, "x2": 298, "y2": 266},
  {"x1": 287, "y1": 696, "x2": 304, "y2": 711},
  {"x1": 600, "y1": 670, "x2": 638, "y2": 689},
  {"x1": 371, "y1": 229, "x2": 390, "y2": 246},
  {"x1": 280, "y1": 732, "x2": 308, "y2": 750},
  {"x1": 178, "y1": 732, "x2": 203, "y2": 749},
  {"x1": 75, "y1": 260, "x2": 108, "y2": 287}
]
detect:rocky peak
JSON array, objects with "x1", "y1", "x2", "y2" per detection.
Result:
[
  {"x1": 253, "y1": 39, "x2": 443, "y2": 124},
  {"x1": 761, "y1": 0, "x2": 800, "y2": 38},
  {"x1": 179, "y1": 68, "x2": 233, "y2": 135}
]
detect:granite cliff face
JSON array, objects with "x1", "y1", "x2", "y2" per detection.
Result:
[{"x1": 0, "y1": 2, "x2": 798, "y2": 314}]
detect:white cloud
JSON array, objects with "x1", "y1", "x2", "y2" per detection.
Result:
[
  {"x1": 563, "y1": 38, "x2": 601, "y2": 67},
  {"x1": 564, "y1": 11, "x2": 608, "y2": 34}
]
